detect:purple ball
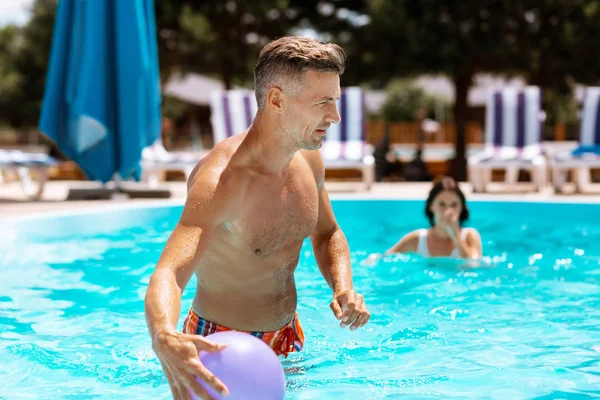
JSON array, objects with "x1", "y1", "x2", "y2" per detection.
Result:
[{"x1": 190, "y1": 331, "x2": 286, "y2": 400}]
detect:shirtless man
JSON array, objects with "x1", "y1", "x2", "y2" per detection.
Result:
[{"x1": 145, "y1": 36, "x2": 371, "y2": 400}]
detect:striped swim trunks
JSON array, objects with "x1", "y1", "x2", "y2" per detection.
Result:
[{"x1": 182, "y1": 308, "x2": 305, "y2": 357}]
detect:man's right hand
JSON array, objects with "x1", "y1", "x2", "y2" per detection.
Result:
[{"x1": 152, "y1": 330, "x2": 229, "y2": 400}]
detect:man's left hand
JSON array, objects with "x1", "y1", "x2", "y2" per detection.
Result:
[{"x1": 330, "y1": 290, "x2": 370, "y2": 331}]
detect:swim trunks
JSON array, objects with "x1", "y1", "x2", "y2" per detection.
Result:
[{"x1": 182, "y1": 308, "x2": 305, "y2": 357}]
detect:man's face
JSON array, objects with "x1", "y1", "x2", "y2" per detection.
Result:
[{"x1": 281, "y1": 70, "x2": 341, "y2": 150}]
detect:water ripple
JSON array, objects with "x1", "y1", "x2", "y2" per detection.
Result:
[{"x1": 1, "y1": 201, "x2": 600, "y2": 398}]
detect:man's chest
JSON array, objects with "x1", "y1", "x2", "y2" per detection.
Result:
[{"x1": 224, "y1": 177, "x2": 319, "y2": 256}]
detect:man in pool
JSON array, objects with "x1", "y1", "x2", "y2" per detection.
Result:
[{"x1": 144, "y1": 36, "x2": 371, "y2": 400}]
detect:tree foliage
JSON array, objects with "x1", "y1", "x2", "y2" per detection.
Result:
[
  {"x1": 0, "y1": 0, "x2": 56, "y2": 128},
  {"x1": 349, "y1": 0, "x2": 600, "y2": 179},
  {"x1": 154, "y1": 0, "x2": 369, "y2": 88},
  {"x1": 2, "y1": 0, "x2": 600, "y2": 179}
]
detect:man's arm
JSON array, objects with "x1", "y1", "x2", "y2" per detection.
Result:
[
  {"x1": 146, "y1": 164, "x2": 218, "y2": 338},
  {"x1": 310, "y1": 182, "x2": 353, "y2": 293},
  {"x1": 145, "y1": 219, "x2": 208, "y2": 340},
  {"x1": 144, "y1": 158, "x2": 230, "y2": 400},
  {"x1": 302, "y1": 150, "x2": 370, "y2": 331}
]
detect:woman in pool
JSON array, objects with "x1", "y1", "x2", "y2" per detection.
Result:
[{"x1": 387, "y1": 176, "x2": 482, "y2": 258}]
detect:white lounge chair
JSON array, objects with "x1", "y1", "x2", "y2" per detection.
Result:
[
  {"x1": 209, "y1": 87, "x2": 374, "y2": 190},
  {"x1": 467, "y1": 86, "x2": 547, "y2": 192},
  {"x1": 139, "y1": 90, "x2": 259, "y2": 188},
  {"x1": 140, "y1": 138, "x2": 204, "y2": 188},
  {"x1": 0, "y1": 149, "x2": 58, "y2": 200},
  {"x1": 209, "y1": 89, "x2": 258, "y2": 145},
  {"x1": 551, "y1": 87, "x2": 600, "y2": 193}
]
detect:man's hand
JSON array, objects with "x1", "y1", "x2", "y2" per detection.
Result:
[
  {"x1": 330, "y1": 289, "x2": 370, "y2": 331},
  {"x1": 153, "y1": 330, "x2": 229, "y2": 400}
]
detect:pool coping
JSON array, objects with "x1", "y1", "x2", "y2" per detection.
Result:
[
  {"x1": 1, "y1": 192, "x2": 598, "y2": 225},
  {"x1": 2, "y1": 180, "x2": 599, "y2": 223},
  {"x1": 0, "y1": 198, "x2": 185, "y2": 224}
]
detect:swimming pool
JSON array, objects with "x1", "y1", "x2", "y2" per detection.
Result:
[{"x1": 1, "y1": 200, "x2": 599, "y2": 399}]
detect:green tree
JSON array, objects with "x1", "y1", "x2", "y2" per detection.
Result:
[
  {"x1": 381, "y1": 79, "x2": 448, "y2": 122},
  {"x1": 1, "y1": 0, "x2": 371, "y2": 129},
  {"x1": 0, "y1": 0, "x2": 57, "y2": 128},
  {"x1": 347, "y1": 0, "x2": 600, "y2": 180},
  {"x1": 0, "y1": 25, "x2": 23, "y2": 117},
  {"x1": 285, "y1": 0, "x2": 370, "y2": 87},
  {"x1": 154, "y1": 1, "x2": 370, "y2": 88},
  {"x1": 524, "y1": 2, "x2": 600, "y2": 93},
  {"x1": 155, "y1": 1, "x2": 302, "y2": 88},
  {"x1": 521, "y1": 2, "x2": 600, "y2": 131},
  {"x1": 352, "y1": 0, "x2": 525, "y2": 180}
]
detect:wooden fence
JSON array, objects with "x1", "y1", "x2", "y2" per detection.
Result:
[
  {"x1": 366, "y1": 121, "x2": 483, "y2": 145},
  {"x1": 365, "y1": 121, "x2": 572, "y2": 145}
]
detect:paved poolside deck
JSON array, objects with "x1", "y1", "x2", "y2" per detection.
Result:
[{"x1": 1, "y1": 179, "x2": 599, "y2": 220}]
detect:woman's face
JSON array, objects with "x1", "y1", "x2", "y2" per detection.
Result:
[{"x1": 430, "y1": 190, "x2": 462, "y2": 225}]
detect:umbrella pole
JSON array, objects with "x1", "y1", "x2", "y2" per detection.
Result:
[{"x1": 111, "y1": 174, "x2": 129, "y2": 199}]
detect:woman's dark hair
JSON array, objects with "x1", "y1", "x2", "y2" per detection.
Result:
[{"x1": 425, "y1": 176, "x2": 469, "y2": 227}]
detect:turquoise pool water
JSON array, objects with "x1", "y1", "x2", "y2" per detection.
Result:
[{"x1": 0, "y1": 200, "x2": 599, "y2": 399}]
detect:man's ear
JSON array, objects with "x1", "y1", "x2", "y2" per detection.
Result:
[{"x1": 265, "y1": 87, "x2": 284, "y2": 112}]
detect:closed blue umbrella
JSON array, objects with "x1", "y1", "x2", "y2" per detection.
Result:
[{"x1": 39, "y1": 0, "x2": 162, "y2": 183}]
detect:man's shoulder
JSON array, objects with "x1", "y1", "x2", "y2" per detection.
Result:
[
  {"x1": 182, "y1": 147, "x2": 241, "y2": 227},
  {"x1": 188, "y1": 137, "x2": 243, "y2": 184},
  {"x1": 298, "y1": 149, "x2": 325, "y2": 188},
  {"x1": 299, "y1": 149, "x2": 325, "y2": 175},
  {"x1": 208, "y1": 135, "x2": 244, "y2": 165},
  {"x1": 187, "y1": 137, "x2": 244, "y2": 202}
]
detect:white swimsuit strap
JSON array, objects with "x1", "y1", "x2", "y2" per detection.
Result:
[{"x1": 416, "y1": 229, "x2": 429, "y2": 257}]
